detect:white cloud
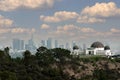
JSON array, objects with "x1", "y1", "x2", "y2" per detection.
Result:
[
  {"x1": 11, "y1": 27, "x2": 36, "y2": 34},
  {"x1": 77, "y1": 2, "x2": 120, "y2": 23},
  {"x1": 41, "y1": 24, "x2": 50, "y2": 29},
  {"x1": 0, "y1": 27, "x2": 36, "y2": 34},
  {"x1": 81, "y1": 2, "x2": 120, "y2": 17},
  {"x1": 40, "y1": 2, "x2": 120, "y2": 24},
  {"x1": 57, "y1": 25, "x2": 79, "y2": 31},
  {"x1": 52, "y1": 24, "x2": 96, "y2": 37},
  {"x1": 0, "y1": 15, "x2": 36, "y2": 35},
  {"x1": 0, "y1": 0, "x2": 57, "y2": 11},
  {"x1": 31, "y1": 28, "x2": 36, "y2": 33},
  {"x1": 56, "y1": 24, "x2": 80, "y2": 33},
  {"x1": 81, "y1": 27, "x2": 95, "y2": 33},
  {"x1": 40, "y1": 11, "x2": 79, "y2": 22},
  {"x1": 110, "y1": 28, "x2": 120, "y2": 33},
  {"x1": 48, "y1": 24, "x2": 100, "y2": 40},
  {"x1": 49, "y1": 24, "x2": 120, "y2": 40},
  {"x1": 11, "y1": 28, "x2": 29, "y2": 33},
  {"x1": 77, "y1": 16, "x2": 105, "y2": 23},
  {"x1": 0, "y1": 29, "x2": 10, "y2": 34},
  {"x1": 0, "y1": 15, "x2": 13, "y2": 27}
]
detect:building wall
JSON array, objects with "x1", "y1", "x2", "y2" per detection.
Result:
[
  {"x1": 86, "y1": 48, "x2": 107, "y2": 55},
  {"x1": 105, "y1": 50, "x2": 111, "y2": 56}
]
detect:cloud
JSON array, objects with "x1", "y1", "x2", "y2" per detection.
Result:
[
  {"x1": 0, "y1": 15, "x2": 13, "y2": 27},
  {"x1": 81, "y1": 2, "x2": 120, "y2": 17},
  {"x1": 10, "y1": 27, "x2": 36, "y2": 34},
  {"x1": 40, "y1": 11, "x2": 79, "y2": 22},
  {"x1": 58, "y1": 24, "x2": 95, "y2": 33},
  {"x1": 40, "y1": 2, "x2": 120, "y2": 24},
  {"x1": 77, "y1": 2, "x2": 120, "y2": 23},
  {"x1": 0, "y1": 0, "x2": 57, "y2": 11},
  {"x1": 110, "y1": 28, "x2": 120, "y2": 33},
  {"x1": 0, "y1": 27, "x2": 36, "y2": 34},
  {"x1": 11, "y1": 28, "x2": 29, "y2": 33},
  {"x1": 77, "y1": 16, "x2": 105, "y2": 23},
  {"x1": 0, "y1": 29, "x2": 10, "y2": 34},
  {"x1": 48, "y1": 24, "x2": 100, "y2": 40},
  {"x1": 41, "y1": 24, "x2": 50, "y2": 29},
  {"x1": 0, "y1": 15, "x2": 36, "y2": 35},
  {"x1": 49, "y1": 24, "x2": 120, "y2": 41},
  {"x1": 57, "y1": 24, "x2": 79, "y2": 31},
  {"x1": 81, "y1": 27, "x2": 96, "y2": 33},
  {"x1": 31, "y1": 28, "x2": 36, "y2": 33},
  {"x1": 52, "y1": 24, "x2": 96, "y2": 37}
]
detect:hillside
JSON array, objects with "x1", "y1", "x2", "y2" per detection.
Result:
[{"x1": 0, "y1": 47, "x2": 120, "y2": 80}]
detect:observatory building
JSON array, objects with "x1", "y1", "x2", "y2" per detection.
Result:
[{"x1": 86, "y1": 41, "x2": 112, "y2": 56}]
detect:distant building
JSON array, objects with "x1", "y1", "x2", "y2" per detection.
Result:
[
  {"x1": 72, "y1": 41, "x2": 76, "y2": 48},
  {"x1": 55, "y1": 40, "x2": 58, "y2": 48},
  {"x1": 41, "y1": 40, "x2": 46, "y2": 47},
  {"x1": 47, "y1": 38, "x2": 52, "y2": 49},
  {"x1": 86, "y1": 41, "x2": 112, "y2": 56},
  {"x1": 71, "y1": 45, "x2": 84, "y2": 55},
  {"x1": 12, "y1": 39, "x2": 24, "y2": 50},
  {"x1": 66, "y1": 42, "x2": 70, "y2": 49},
  {"x1": 25, "y1": 37, "x2": 36, "y2": 51},
  {"x1": 59, "y1": 45, "x2": 64, "y2": 49}
]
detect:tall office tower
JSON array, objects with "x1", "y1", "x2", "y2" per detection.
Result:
[
  {"x1": 13, "y1": 39, "x2": 19, "y2": 50},
  {"x1": 28, "y1": 39, "x2": 34, "y2": 47},
  {"x1": 72, "y1": 41, "x2": 76, "y2": 48},
  {"x1": 47, "y1": 38, "x2": 52, "y2": 49},
  {"x1": 59, "y1": 45, "x2": 64, "y2": 49},
  {"x1": 66, "y1": 42, "x2": 70, "y2": 49},
  {"x1": 25, "y1": 35, "x2": 36, "y2": 51},
  {"x1": 13, "y1": 39, "x2": 24, "y2": 50},
  {"x1": 55, "y1": 40, "x2": 58, "y2": 48},
  {"x1": 41, "y1": 40, "x2": 46, "y2": 47},
  {"x1": 20, "y1": 40, "x2": 24, "y2": 50}
]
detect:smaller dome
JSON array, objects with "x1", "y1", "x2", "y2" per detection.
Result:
[
  {"x1": 104, "y1": 46, "x2": 110, "y2": 50},
  {"x1": 91, "y1": 41, "x2": 104, "y2": 48},
  {"x1": 73, "y1": 45, "x2": 79, "y2": 50}
]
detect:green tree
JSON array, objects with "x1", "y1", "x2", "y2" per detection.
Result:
[
  {"x1": 0, "y1": 50, "x2": 5, "y2": 59},
  {"x1": 23, "y1": 50, "x2": 31, "y2": 59},
  {"x1": 23, "y1": 50, "x2": 32, "y2": 65},
  {"x1": 0, "y1": 71, "x2": 17, "y2": 80},
  {"x1": 51, "y1": 48, "x2": 71, "y2": 63},
  {"x1": 35, "y1": 46, "x2": 48, "y2": 57},
  {"x1": 4, "y1": 47, "x2": 11, "y2": 59},
  {"x1": 36, "y1": 47, "x2": 54, "y2": 66}
]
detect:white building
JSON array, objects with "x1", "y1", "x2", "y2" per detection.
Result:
[
  {"x1": 86, "y1": 41, "x2": 112, "y2": 56},
  {"x1": 71, "y1": 45, "x2": 84, "y2": 55}
]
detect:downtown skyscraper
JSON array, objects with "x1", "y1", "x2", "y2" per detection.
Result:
[{"x1": 12, "y1": 39, "x2": 24, "y2": 50}]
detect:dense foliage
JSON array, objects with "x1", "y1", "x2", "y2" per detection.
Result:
[{"x1": 0, "y1": 46, "x2": 120, "y2": 80}]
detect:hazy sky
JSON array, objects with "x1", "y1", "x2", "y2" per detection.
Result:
[{"x1": 0, "y1": 0, "x2": 120, "y2": 50}]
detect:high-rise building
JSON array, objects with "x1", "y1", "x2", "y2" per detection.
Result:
[
  {"x1": 41, "y1": 40, "x2": 46, "y2": 47},
  {"x1": 66, "y1": 42, "x2": 70, "y2": 49},
  {"x1": 25, "y1": 38, "x2": 36, "y2": 51},
  {"x1": 55, "y1": 40, "x2": 58, "y2": 48},
  {"x1": 20, "y1": 40, "x2": 24, "y2": 50},
  {"x1": 47, "y1": 38, "x2": 52, "y2": 49},
  {"x1": 72, "y1": 41, "x2": 76, "y2": 48},
  {"x1": 59, "y1": 45, "x2": 64, "y2": 49},
  {"x1": 12, "y1": 39, "x2": 24, "y2": 50}
]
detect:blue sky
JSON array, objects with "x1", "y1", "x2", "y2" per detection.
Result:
[{"x1": 0, "y1": 0, "x2": 120, "y2": 50}]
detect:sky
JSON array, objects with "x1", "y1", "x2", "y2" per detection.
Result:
[{"x1": 0, "y1": 0, "x2": 120, "y2": 50}]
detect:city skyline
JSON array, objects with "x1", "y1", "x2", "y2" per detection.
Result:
[
  {"x1": 0, "y1": 0, "x2": 120, "y2": 50},
  {"x1": 9, "y1": 37, "x2": 117, "y2": 52}
]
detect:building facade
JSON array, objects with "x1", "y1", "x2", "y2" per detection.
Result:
[{"x1": 85, "y1": 41, "x2": 112, "y2": 56}]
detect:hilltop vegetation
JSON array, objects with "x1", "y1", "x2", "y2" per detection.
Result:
[{"x1": 0, "y1": 46, "x2": 120, "y2": 80}]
